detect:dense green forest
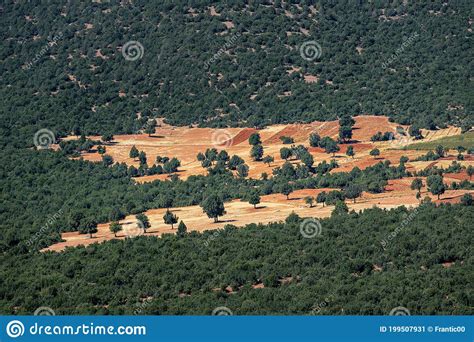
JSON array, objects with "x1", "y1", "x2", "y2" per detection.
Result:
[
  {"x1": 0, "y1": 204, "x2": 472, "y2": 315},
  {"x1": 1, "y1": 0, "x2": 473, "y2": 148}
]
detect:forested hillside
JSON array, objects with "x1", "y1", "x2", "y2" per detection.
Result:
[
  {"x1": 1, "y1": 204, "x2": 472, "y2": 315},
  {"x1": 1, "y1": 0, "x2": 472, "y2": 148}
]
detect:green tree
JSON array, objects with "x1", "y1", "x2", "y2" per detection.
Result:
[
  {"x1": 280, "y1": 136, "x2": 294, "y2": 144},
  {"x1": 138, "y1": 151, "x2": 147, "y2": 166},
  {"x1": 324, "y1": 139, "x2": 340, "y2": 157},
  {"x1": 316, "y1": 192, "x2": 327, "y2": 207},
  {"x1": 217, "y1": 150, "x2": 229, "y2": 163},
  {"x1": 248, "y1": 133, "x2": 261, "y2": 146},
  {"x1": 102, "y1": 154, "x2": 114, "y2": 166},
  {"x1": 339, "y1": 125, "x2": 353, "y2": 143},
  {"x1": 467, "y1": 165, "x2": 474, "y2": 180},
  {"x1": 97, "y1": 145, "x2": 106, "y2": 154},
  {"x1": 280, "y1": 147, "x2": 292, "y2": 160},
  {"x1": 427, "y1": 175, "x2": 445, "y2": 200},
  {"x1": 435, "y1": 145, "x2": 445, "y2": 158},
  {"x1": 163, "y1": 210, "x2": 178, "y2": 229},
  {"x1": 309, "y1": 133, "x2": 321, "y2": 147},
  {"x1": 228, "y1": 155, "x2": 244, "y2": 170},
  {"x1": 177, "y1": 221, "x2": 187, "y2": 236},
  {"x1": 236, "y1": 163, "x2": 249, "y2": 178},
  {"x1": 409, "y1": 125, "x2": 423, "y2": 139},
  {"x1": 81, "y1": 218, "x2": 98, "y2": 238},
  {"x1": 280, "y1": 183, "x2": 293, "y2": 200},
  {"x1": 369, "y1": 148, "x2": 380, "y2": 159},
  {"x1": 344, "y1": 184, "x2": 362, "y2": 203},
  {"x1": 460, "y1": 193, "x2": 473, "y2": 206},
  {"x1": 411, "y1": 178, "x2": 423, "y2": 198},
  {"x1": 129, "y1": 145, "x2": 139, "y2": 160},
  {"x1": 301, "y1": 152, "x2": 314, "y2": 168},
  {"x1": 250, "y1": 144, "x2": 264, "y2": 161},
  {"x1": 196, "y1": 152, "x2": 205, "y2": 161},
  {"x1": 346, "y1": 146, "x2": 355, "y2": 158},
  {"x1": 201, "y1": 194, "x2": 226, "y2": 223},
  {"x1": 109, "y1": 222, "x2": 122, "y2": 237},
  {"x1": 101, "y1": 133, "x2": 113, "y2": 143},
  {"x1": 249, "y1": 190, "x2": 261, "y2": 208},
  {"x1": 304, "y1": 196, "x2": 314, "y2": 208},
  {"x1": 262, "y1": 155, "x2": 274, "y2": 166},
  {"x1": 332, "y1": 200, "x2": 349, "y2": 216},
  {"x1": 145, "y1": 120, "x2": 157, "y2": 136},
  {"x1": 136, "y1": 213, "x2": 151, "y2": 233}
]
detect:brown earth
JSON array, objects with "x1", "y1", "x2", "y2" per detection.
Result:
[
  {"x1": 45, "y1": 116, "x2": 473, "y2": 252},
  {"x1": 66, "y1": 116, "x2": 455, "y2": 182},
  {"x1": 43, "y1": 184, "x2": 474, "y2": 252}
]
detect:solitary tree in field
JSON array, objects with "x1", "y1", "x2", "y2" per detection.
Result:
[
  {"x1": 346, "y1": 146, "x2": 355, "y2": 158},
  {"x1": 109, "y1": 222, "x2": 122, "y2": 237},
  {"x1": 101, "y1": 133, "x2": 113, "y2": 143},
  {"x1": 177, "y1": 221, "x2": 187, "y2": 236},
  {"x1": 201, "y1": 194, "x2": 226, "y2": 223},
  {"x1": 427, "y1": 175, "x2": 445, "y2": 200},
  {"x1": 136, "y1": 213, "x2": 151, "y2": 233},
  {"x1": 130, "y1": 145, "x2": 139, "y2": 160},
  {"x1": 97, "y1": 145, "x2": 106, "y2": 155},
  {"x1": 145, "y1": 120, "x2": 157, "y2": 137},
  {"x1": 467, "y1": 165, "x2": 474, "y2": 180},
  {"x1": 304, "y1": 196, "x2": 314, "y2": 208},
  {"x1": 262, "y1": 155, "x2": 274, "y2": 166},
  {"x1": 309, "y1": 133, "x2": 321, "y2": 147},
  {"x1": 163, "y1": 210, "x2": 178, "y2": 229},
  {"x1": 411, "y1": 178, "x2": 423, "y2": 198},
  {"x1": 324, "y1": 139, "x2": 340, "y2": 158},
  {"x1": 249, "y1": 190, "x2": 261, "y2": 209},
  {"x1": 248, "y1": 133, "x2": 261, "y2": 146},
  {"x1": 369, "y1": 148, "x2": 380, "y2": 159},
  {"x1": 251, "y1": 144, "x2": 264, "y2": 161},
  {"x1": 280, "y1": 183, "x2": 293, "y2": 200}
]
